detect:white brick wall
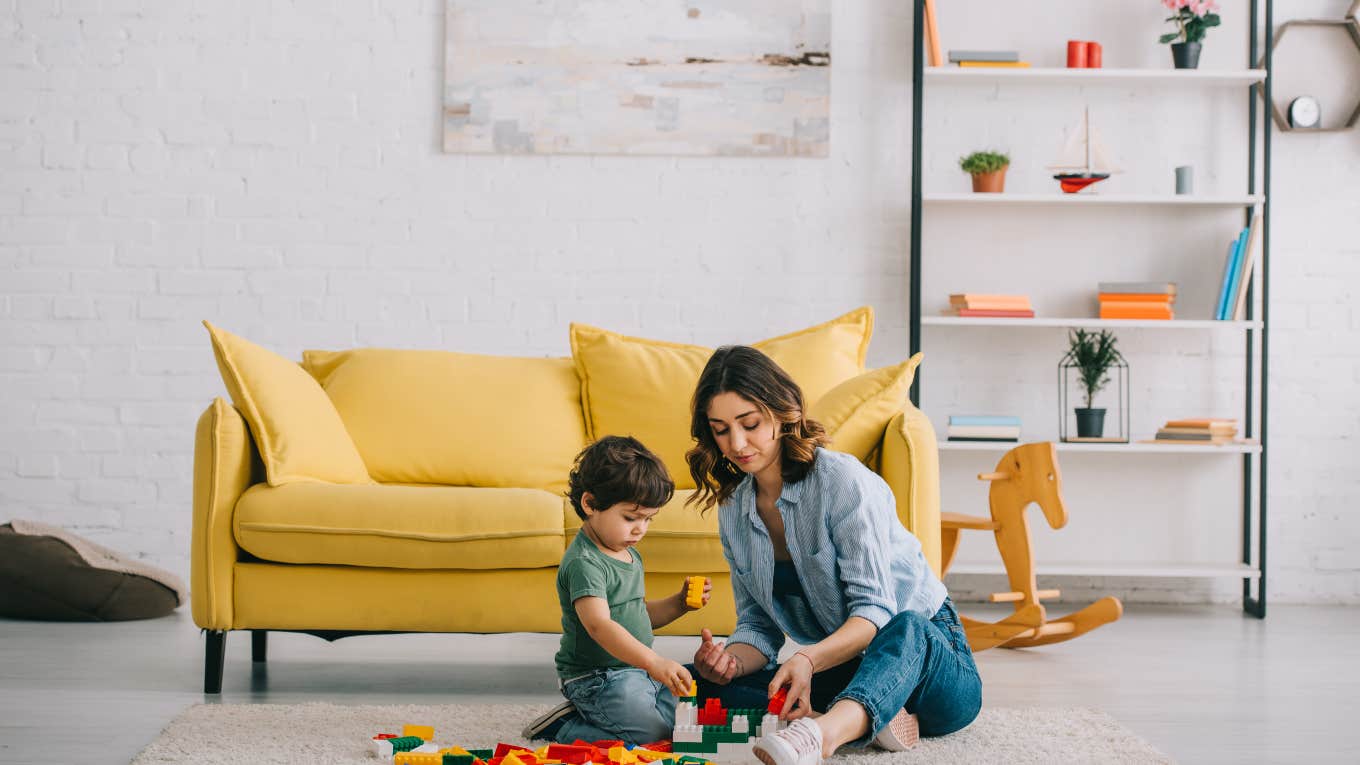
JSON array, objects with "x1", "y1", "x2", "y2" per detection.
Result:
[{"x1": 1, "y1": 0, "x2": 1357, "y2": 604}]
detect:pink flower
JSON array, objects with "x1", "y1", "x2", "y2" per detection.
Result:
[{"x1": 1162, "y1": 0, "x2": 1191, "y2": 10}]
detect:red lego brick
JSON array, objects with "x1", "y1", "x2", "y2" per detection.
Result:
[
  {"x1": 697, "y1": 698, "x2": 727, "y2": 726},
  {"x1": 768, "y1": 686, "x2": 789, "y2": 715}
]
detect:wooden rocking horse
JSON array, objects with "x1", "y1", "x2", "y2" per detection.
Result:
[{"x1": 940, "y1": 442, "x2": 1123, "y2": 651}]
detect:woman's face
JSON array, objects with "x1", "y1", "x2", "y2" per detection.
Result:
[{"x1": 706, "y1": 391, "x2": 781, "y2": 479}]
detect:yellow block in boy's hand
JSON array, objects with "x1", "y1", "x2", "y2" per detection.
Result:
[{"x1": 685, "y1": 576, "x2": 708, "y2": 609}]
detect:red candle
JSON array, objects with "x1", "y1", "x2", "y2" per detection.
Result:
[
  {"x1": 1086, "y1": 41, "x2": 1103, "y2": 68},
  {"x1": 1066, "y1": 40, "x2": 1088, "y2": 68}
]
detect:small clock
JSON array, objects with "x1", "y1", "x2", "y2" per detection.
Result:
[{"x1": 1288, "y1": 95, "x2": 1321, "y2": 129}]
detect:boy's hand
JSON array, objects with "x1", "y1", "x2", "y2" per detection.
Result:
[
  {"x1": 693, "y1": 628, "x2": 739, "y2": 685},
  {"x1": 646, "y1": 656, "x2": 694, "y2": 697},
  {"x1": 680, "y1": 576, "x2": 712, "y2": 611}
]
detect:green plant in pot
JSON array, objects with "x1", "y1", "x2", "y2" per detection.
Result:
[
  {"x1": 960, "y1": 150, "x2": 1010, "y2": 193},
  {"x1": 1067, "y1": 328, "x2": 1123, "y2": 438},
  {"x1": 1158, "y1": 0, "x2": 1221, "y2": 70}
]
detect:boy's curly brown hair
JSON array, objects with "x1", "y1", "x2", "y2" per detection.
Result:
[{"x1": 567, "y1": 435, "x2": 675, "y2": 520}]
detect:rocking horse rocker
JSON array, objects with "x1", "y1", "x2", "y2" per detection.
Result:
[{"x1": 940, "y1": 442, "x2": 1123, "y2": 651}]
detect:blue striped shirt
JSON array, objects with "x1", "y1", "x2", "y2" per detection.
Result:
[{"x1": 720, "y1": 448, "x2": 948, "y2": 664}]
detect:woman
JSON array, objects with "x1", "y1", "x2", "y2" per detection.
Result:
[{"x1": 685, "y1": 345, "x2": 981, "y2": 765}]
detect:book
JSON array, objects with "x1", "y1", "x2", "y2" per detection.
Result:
[
  {"x1": 948, "y1": 436, "x2": 1021, "y2": 442},
  {"x1": 1098, "y1": 281, "x2": 1177, "y2": 295},
  {"x1": 1098, "y1": 293, "x2": 1175, "y2": 303},
  {"x1": 956, "y1": 309, "x2": 1035, "y2": 318},
  {"x1": 1164, "y1": 418, "x2": 1237, "y2": 429},
  {"x1": 948, "y1": 425, "x2": 1022, "y2": 439},
  {"x1": 952, "y1": 291, "x2": 1033, "y2": 303},
  {"x1": 1159, "y1": 426, "x2": 1238, "y2": 436},
  {"x1": 924, "y1": 0, "x2": 942, "y2": 67},
  {"x1": 949, "y1": 415, "x2": 1022, "y2": 427},
  {"x1": 1229, "y1": 213, "x2": 1263, "y2": 321},
  {"x1": 1217, "y1": 228, "x2": 1248, "y2": 320},
  {"x1": 957, "y1": 61, "x2": 1032, "y2": 68},
  {"x1": 1214, "y1": 230, "x2": 1246, "y2": 320},
  {"x1": 948, "y1": 50, "x2": 1020, "y2": 63},
  {"x1": 1100, "y1": 304, "x2": 1173, "y2": 320}
]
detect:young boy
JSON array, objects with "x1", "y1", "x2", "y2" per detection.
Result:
[{"x1": 522, "y1": 435, "x2": 711, "y2": 745}]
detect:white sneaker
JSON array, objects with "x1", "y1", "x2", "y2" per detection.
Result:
[
  {"x1": 753, "y1": 717, "x2": 824, "y2": 765},
  {"x1": 871, "y1": 708, "x2": 920, "y2": 751}
]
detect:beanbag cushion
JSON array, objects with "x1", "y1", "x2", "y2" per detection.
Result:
[{"x1": 0, "y1": 520, "x2": 186, "y2": 621}]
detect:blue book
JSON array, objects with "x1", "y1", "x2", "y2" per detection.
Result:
[
  {"x1": 1218, "y1": 228, "x2": 1248, "y2": 320},
  {"x1": 1213, "y1": 236, "x2": 1239, "y2": 320},
  {"x1": 948, "y1": 415, "x2": 1022, "y2": 427}
]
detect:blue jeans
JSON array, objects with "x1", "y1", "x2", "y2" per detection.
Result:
[
  {"x1": 690, "y1": 598, "x2": 981, "y2": 745},
  {"x1": 555, "y1": 667, "x2": 677, "y2": 745}
]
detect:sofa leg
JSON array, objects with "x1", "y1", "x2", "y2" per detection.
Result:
[
  {"x1": 204, "y1": 630, "x2": 226, "y2": 694},
  {"x1": 252, "y1": 630, "x2": 267, "y2": 663}
]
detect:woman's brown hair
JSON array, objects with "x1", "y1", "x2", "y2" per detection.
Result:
[{"x1": 685, "y1": 345, "x2": 828, "y2": 512}]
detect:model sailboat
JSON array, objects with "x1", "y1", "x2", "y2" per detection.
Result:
[{"x1": 1049, "y1": 107, "x2": 1120, "y2": 193}]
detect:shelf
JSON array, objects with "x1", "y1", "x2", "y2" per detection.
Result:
[
  {"x1": 924, "y1": 317, "x2": 1263, "y2": 330},
  {"x1": 924, "y1": 192, "x2": 1263, "y2": 207},
  {"x1": 924, "y1": 66, "x2": 1267, "y2": 87},
  {"x1": 945, "y1": 561, "x2": 1261, "y2": 580},
  {"x1": 938, "y1": 440, "x2": 1261, "y2": 455}
]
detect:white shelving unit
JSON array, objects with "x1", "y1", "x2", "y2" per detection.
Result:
[
  {"x1": 909, "y1": 1, "x2": 1273, "y2": 614},
  {"x1": 924, "y1": 66, "x2": 1266, "y2": 87}
]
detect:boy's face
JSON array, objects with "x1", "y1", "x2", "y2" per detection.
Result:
[{"x1": 581, "y1": 497, "x2": 661, "y2": 553}]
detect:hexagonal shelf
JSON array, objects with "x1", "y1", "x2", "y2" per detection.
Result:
[{"x1": 1258, "y1": 16, "x2": 1360, "y2": 131}]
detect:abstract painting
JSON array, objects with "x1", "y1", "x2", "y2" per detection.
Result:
[{"x1": 443, "y1": 1, "x2": 831, "y2": 157}]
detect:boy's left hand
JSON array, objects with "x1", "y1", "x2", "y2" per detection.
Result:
[{"x1": 679, "y1": 576, "x2": 712, "y2": 611}]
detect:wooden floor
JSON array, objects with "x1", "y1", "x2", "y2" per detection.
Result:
[{"x1": 1, "y1": 604, "x2": 1356, "y2": 764}]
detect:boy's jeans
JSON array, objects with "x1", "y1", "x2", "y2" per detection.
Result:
[
  {"x1": 690, "y1": 598, "x2": 982, "y2": 744},
  {"x1": 555, "y1": 667, "x2": 676, "y2": 745}
]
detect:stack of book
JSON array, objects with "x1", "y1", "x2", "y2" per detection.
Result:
[
  {"x1": 948, "y1": 294, "x2": 1034, "y2": 318},
  {"x1": 1154, "y1": 418, "x2": 1239, "y2": 444},
  {"x1": 947, "y1": 415, "x2": 1021, "y2": 442},
  {"x1": 1098, "y1": 282, "x2": 1175, "y2": 320},
  {"x1": 948, "y1": 50, "x2": 1030, "y2": 68}
]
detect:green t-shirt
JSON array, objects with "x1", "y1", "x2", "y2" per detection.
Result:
[{"x1": 554, "y1": 531, "x2": 654, "y2": 679}]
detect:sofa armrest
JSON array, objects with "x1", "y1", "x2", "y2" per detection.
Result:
[
  {"x1": 191, "y1": 398, "x2": 260, "y2": 630},
  {"x1": 879, "y1": 406, "x2": 942, "y2": 577}
]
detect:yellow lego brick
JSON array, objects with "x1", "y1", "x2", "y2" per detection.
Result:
[
  {"x1": 634, "y1": 750, "x2": 678, "y2": 762},
  {"x1": 535, "y1": 745, "x2": 551, "y2": 760},
  {"x1": 502, "y1": 753, "x2": 528, "y2": 765},
  {"x1": 394, "y1": 753, "x2": 444, "y2": 765},
  {"x1": 608, "y1": 745, "x2": 640, "y2": 764},
  {"x1": 685, "y1": 576, "x2": 707, "y2": 609},
  {"x1": 682, "y1": 679, "x2": 697, "y2": 697},
  {"x1": 402, "y1": 724, "x2": 435, "y2": 740}
]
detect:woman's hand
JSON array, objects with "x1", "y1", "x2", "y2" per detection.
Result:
[
  {"x1": 693, "y1": 628, "x2": 739, "y2": 685},
  {"x1": 768, "y1": 651, "x2": 815, "y2": 720}
]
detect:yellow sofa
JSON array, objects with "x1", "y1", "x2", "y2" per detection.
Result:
[{"x1": 191, "y1": 310, "x2": 942, "y2": 693}]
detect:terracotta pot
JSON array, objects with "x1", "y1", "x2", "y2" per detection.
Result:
[{"x1": 971, "y1": 168, "x2": 1007, "y2": 193}]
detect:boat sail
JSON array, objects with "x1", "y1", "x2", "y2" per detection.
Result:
[{"x1": 1048, "y1": 107, "x2": 1120, "y2": 193}]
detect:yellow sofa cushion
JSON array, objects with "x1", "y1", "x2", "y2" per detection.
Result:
[
  {"x1": 811, "y1": 353, "x2": 923, "y2": 461},
  {"x1": 202, "y1": 322, "x2": 372, "y2": 486},
  {"x1": 571, "y1": 307, "x2": 873, "y2": 489},
  {"x1": 302, "y1": 349, "x2": 586, "y2": 493},
  {"x1": 234, "y1": 483, "x2": 566, "y2": 570},
  {"x1": 563, "y1": 489, "x2": 724, "y2": 573}
]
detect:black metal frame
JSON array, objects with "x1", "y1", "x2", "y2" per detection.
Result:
[
  {"x1": 1057, "y1": 350, "x2": 1130, "y2": 444},
  {"x1": 908, "y1": 0, "x2": 1270, "y2": 618}
]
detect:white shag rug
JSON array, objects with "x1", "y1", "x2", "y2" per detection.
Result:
[{"x1": 131, "y1": 702, "x2": 1172, "y2": 765}]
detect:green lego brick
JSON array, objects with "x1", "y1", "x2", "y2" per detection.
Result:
[
  {"x1": 467, "y1": 749, "x2": 494, "y2": 760},
  {"x1": 444, "y1": 755, "x2": 475, "y2": 765},
  {"x1": 388, "y1": 736, "x2": 424, "y2": 753},
  {"x1": 671, "y1": 742, "x2": 719, "y2": 754}
]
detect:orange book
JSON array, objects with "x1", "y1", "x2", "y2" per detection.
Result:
[
  {"x1": 1098, "y1": 293, "x2": 1175, "y2": 303},
  {"x1": 1164, "y1": 418, "x2": 1237, "y2": 429},
  {"x1": 950, "y1": 293, "x2": 1031, "y2": 307},
  {"x1": 1100, "y1": 304, "x2": 1173, "y2": 320}
]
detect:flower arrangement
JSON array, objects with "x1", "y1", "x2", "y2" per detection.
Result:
[{"x1": 1159, "y1": 0, "x2": 1221, "y2": 44}]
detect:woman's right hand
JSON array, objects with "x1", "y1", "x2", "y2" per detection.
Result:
[{"x1": 693, "y1": 628, "x2": 739, "y2": 685}]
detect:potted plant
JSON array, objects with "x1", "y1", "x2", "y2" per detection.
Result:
[
  {"x1": 1158, "y1": 0, "x2": 1221, "y2": 69},
  {"x1": 1066, "y1": 328, "x2": 1123, "y2": 438},
  {"x1": 959, "y1": 150, "x2": 1010, "y2": 193}
]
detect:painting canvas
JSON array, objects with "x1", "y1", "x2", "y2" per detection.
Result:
[{"x1": 443, "y1": 1, "x2": 831, "y2": 157}]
